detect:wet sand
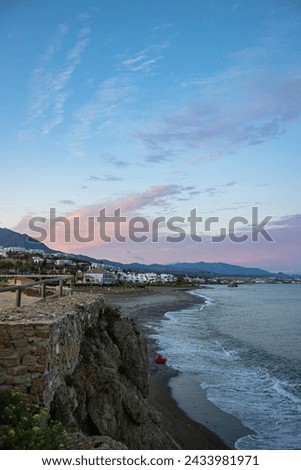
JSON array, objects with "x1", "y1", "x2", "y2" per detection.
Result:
[{"x1": 104, "y1": 286, "x2": 253, "y2": 450}]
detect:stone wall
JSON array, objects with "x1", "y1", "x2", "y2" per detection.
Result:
[{"x1": 0, "y1": 294, "x2": 105, "y2": 405}]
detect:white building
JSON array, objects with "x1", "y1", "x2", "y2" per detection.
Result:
[
  {"x1": 160, "y1": 273, "x2": 176, "y2": 283},
  {"x1": 28, "y1": 249, "x2": 45, "y2": 255},
  {"x1": 55, "y1": 259, "x2": 75, "y2": 267},
  {"x1": 83, "y1": 273, "x2": 104, "y2": 284},
  {"x1": 5, "y1": 247, "x2": 28, "y2": 254},
  {"x1": 83, "y1": 272, "x2": 116, "y2": 285},
  {"x1": 145, "y1": 272, "x2": 159, "y2": 283},
  {"x1": 0, "y1": 248, "x2": 7, "y2": 258}
]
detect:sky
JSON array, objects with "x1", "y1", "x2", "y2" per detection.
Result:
[{"x1": 1, "y1": 0, "x2": 301, "y2": 272}]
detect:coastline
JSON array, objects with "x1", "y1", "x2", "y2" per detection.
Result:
[{"x1": 104, "y1": 286, "x2": 252, "y2": 450}]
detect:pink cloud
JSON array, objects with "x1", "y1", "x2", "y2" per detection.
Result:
[
  {"x1": 14, "y1": 184, "x2": 183, "y2": 250},
  {"x1": 14, "y1": 203, "x2": 301, "y2": 272}
]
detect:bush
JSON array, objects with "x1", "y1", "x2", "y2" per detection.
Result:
[{"x1": 0, "y1": 389, "x2": 67, "y2": 449}]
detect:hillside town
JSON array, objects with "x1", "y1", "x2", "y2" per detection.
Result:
[
  {"x1": 0, "y1": 245, "x2": 300, "y2": 286},
  {"x1": 0, "y1": 245, "x2": 177, "y2": 286}
]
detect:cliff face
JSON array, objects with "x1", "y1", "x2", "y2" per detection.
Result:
[
  {"x1": 0, "y1": 294, "x2": 178, "y2": 449},
  {"x1": 50, "y1": 302, "x2": 178, "y2": 450}
]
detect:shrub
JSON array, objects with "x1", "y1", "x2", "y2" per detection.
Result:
[{"x1": 0, "y1": 388, "x2": 67, "y2": 449}]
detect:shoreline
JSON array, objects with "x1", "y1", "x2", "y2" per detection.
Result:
[{"x1": 104, "y1": 286, "x2": 252, "y2": 449}]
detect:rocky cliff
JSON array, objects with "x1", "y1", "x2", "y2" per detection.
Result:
[
  {"x1": 51, "y1": 302, "x2": 179, "y2": 449},
  {"x1": 0, "y1": 294, "x2": 178, "y2": 449}
]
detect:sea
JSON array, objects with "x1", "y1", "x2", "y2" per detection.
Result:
[{"x1": 150, "y1": 283, "x2": 301, "y2": 450}]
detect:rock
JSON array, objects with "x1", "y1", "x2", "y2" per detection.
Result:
[
  {"x1": 51, "y1": 304, "x2": 179, "y2": 450},
  {"x1": 69, "y1": 433, "x2": 128, "y2": 450}
]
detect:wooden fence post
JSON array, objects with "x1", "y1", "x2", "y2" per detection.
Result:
[
  {"x1": 15, "y1": 289, "x2": 21, "y2": 307},
  {"x1": 42, "y1": 283, "x2": 46, "y2": 300},
  {"x1": 59, "y1": 279, "x2": 63, "y2": 297}
]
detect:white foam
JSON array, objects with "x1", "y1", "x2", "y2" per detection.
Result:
[{"x1": 272, "y1": 378, "x2": 301, "y2": 406}]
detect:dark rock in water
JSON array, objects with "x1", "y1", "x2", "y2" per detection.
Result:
[{"x1": 51, "y1": 305, "x2": 179, "y2": 450}]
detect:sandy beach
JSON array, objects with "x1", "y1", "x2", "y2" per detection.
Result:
[{"x1": 103, "y1": 286, "x2": 252, "y2": 450}]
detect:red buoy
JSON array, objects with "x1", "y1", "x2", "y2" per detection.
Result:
[{"x1": 155, "y1": 354, "x2": 167, "y2": 364}]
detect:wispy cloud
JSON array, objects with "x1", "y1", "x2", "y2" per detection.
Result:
[
  {"x1": 135, "y1": 73, "x2": 301, "y2": 159},
  {"x1": 121, "y1": 46, "x2": 164, "y2": 74},
  {"x1": 100, "y1": 153, "x2": 131, "y2": 168},
  {"x1": 27, "y1": 25, "x2": 91, "y2": 135},
  {"x1": 182, "y1": 66, "x2": 244, "y2": 90},
  {"x1": 203, "y1": 181, "x2": 238, "y2": 197},
  {"x1": 58, "y1": 200, "x2": 76, "y2": 205},
  {"x1": 64, "y1": 36, "x2": 169, "y2": 157},
  {"x1": 78, "y1": 5, "x2": 99, "y2": 21},
  {"x1": 66, "y1": 75, "x2": 136, "y2": 157},
  {"x1": 179, "y1": 182, "x2": 238, "y2": 199},
  {"x1": 133, "y1": 36, "x2": 301, "y2": 160},
  {"x1": 267, "y1": 213, "x2": 301, "y2": 230},
  {"x1": 88, "y1": 175, "x2": 123, "y2": 182},
  {"x1": 41, "y1": 23, "x2": 69, "y2": 62},
  {"x1": 144, "y1": 150, "x2": 172, "y2": 163}
]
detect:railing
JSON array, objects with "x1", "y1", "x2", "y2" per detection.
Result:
[{"x1": 0, "y1": 275, "x2": 74, "y2": 307}]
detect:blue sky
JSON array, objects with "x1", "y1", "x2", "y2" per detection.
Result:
[{"x1": 1, "y1": 0, "x2": 301, "y2": 271}]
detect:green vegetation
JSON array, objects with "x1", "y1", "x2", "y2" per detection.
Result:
[
  {"x1": 0, "y1": 260, "x2": 14, "y2": 271},
  {"x1": 0, "y1": 389, "x2": 67, "y2": 450}
]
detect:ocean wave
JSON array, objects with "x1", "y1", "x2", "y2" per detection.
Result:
[{"x1": 152, "y1": 285, "x2": 301, "y2": 449}]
